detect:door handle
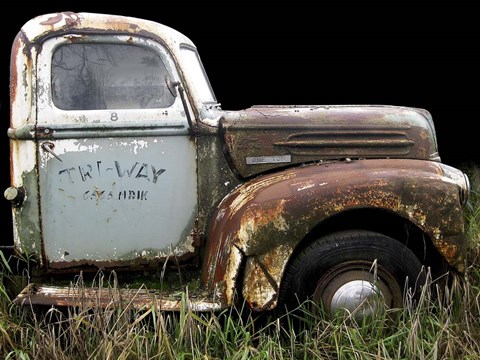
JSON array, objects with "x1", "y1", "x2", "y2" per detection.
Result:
[{"x1": 41, "y1": 142, "x2": 63, "y2": 162}]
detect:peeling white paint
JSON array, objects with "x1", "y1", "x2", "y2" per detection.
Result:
[
  {"x1": 224, "y1": 246, "x2": 243, "y2": 305},
  {"x1": 12, "y1": 142, "x2": 36, "y2": 181},
  {"x1": 40, "y1": 136, "x2": 198, "y2": 264},
  {"x1": 238, "y1": 217, "x2": 255, "y2": 244},
  {"x1": 129, "y1": 139, "x2": 149, "y2": 154},
  {"x1": 200, "y1": 114, "x2": 221, "y2": 127},
  {"x1": 76, "y1": 142, "x2": 101, "y2": 153},
  {"x1": 243, "y1": 243, "x2": 293, "y2": 310}
]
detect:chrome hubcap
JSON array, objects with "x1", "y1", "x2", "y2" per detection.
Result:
[
  {"x1": 314, "y1": 261, "x2": 402, "y2": 320},
  {"x1": 330, "y1": 280, "x2": 383, "y2": 318}
]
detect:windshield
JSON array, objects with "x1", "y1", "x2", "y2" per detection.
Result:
[{"x1": 180, "y1": 45, "x2": 216, "y2": 104}]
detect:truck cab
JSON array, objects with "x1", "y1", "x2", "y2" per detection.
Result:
[{"x1": 5, "y1": 12, "x2": 470, "y2": 317}]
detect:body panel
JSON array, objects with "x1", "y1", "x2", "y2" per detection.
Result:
[
  {"x1": 202, "y1": 159, "x2": 465, "y2": 309},
  {"x1": 221, "y1": 105, "x2": 439, "y2": 178},
  {"x1": 38, "y1": 136, "x2": 197, "y2": 266}
]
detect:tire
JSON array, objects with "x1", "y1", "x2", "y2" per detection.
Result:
[{"x1": 278, "y1": 231, "x2": 426, "y2": 320}]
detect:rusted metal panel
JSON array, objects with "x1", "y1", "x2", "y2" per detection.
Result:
[
  {"x1": 10, "y1": 31, "x2": 34, "y2": 129},
  {"x1": 243, "y1": 243, "x2": 294, "y2": 311},
  {"x1": 9, "y1": 31, "x2": 42, "y2": 260},
  {"x1": 221, "y1": 105, "x2": 439, "y2": 178},
  {"x1": 201, "y1": 159, "x2": 467, "y2": 309},
  {"x1": 15, "y1": 283, "x2": 222, "y2": 312},
  {"x1": 196, "y1": 135, "x2": 241, "y2": 238}
]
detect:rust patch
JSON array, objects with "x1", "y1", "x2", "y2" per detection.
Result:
[
  {"x1": 15, "y1": 284, "x2": 222, "y2": 312},
  {"x1": 202, "y1": 159, "x2": 466, "y2": 308},
  {"x1": 10, "y1": 33, "x2": 21, "y2": 116},
  {"x1": 45, "y1": 249, "x2": 197, "y2": 272},
  {"x1": 238, "y1": 199, "x2": 289, "y2": 248},
  {"x1": 432, "y1": 234, "x2": 465, "y2": 269},
  {"x1": 40, "y1": 12, "x2": 81, "y2": 27},
  {"x1": 323, "y1": 179, "x2": 402, "y2": 214},
  {"x1": 223, "y1": 245, "x2": 243, "y2": 306},
  {"x1": 40, "y1": 13, "x2": 64, "y2": 26},
  {"x1": 243, "y1": 243, "x2": 293, "y2": 311},
  {"x1": 434, "y1": 239, "x2": 458, "y2": 261}
]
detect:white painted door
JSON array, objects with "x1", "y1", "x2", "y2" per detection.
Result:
[{"x1": 35, "y1": 35, "x2": 197, "y2": 267}]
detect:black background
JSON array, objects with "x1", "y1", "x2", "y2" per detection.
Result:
[{"x1": 0, "y1": 2, "x2": 478, "y2": 244}]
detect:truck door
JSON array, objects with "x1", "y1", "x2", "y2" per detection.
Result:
[{"x1": 35, "y1": 34, "x2": 197, "y2": 268}]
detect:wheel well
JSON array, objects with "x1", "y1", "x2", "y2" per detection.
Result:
[{"x1": 292, "y1": 208, "x2": 447, "y2": 275}]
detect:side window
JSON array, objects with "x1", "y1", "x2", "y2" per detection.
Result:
[{"x1": 52, "y1": 43, "x2": 174, "y2": 110}]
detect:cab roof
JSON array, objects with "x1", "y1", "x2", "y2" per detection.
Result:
[{"x1": 20, "y1": 12, "x2": 195, "y2": 50}]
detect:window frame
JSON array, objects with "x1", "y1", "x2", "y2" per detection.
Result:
[
  {"x1": 179, "y1": 44, "x2": 217, "y2": 105},
  {"x1": 37, "y1": 34, "x2": 187, "y2": 126}
]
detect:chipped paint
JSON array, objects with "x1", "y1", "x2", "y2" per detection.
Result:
[
  {"x1": 18, "y1": 11, "x2": 218, "y2": 116},
  {"x1": 228, "y1": 172, "x2": 296, "y2": 215},
  {"x1": 37, "y1": 136, "x2": 198, "y2": 265},
  {"x1": 223, "y1": 245, "x2": 243, "y2": 306},
  {"x1": 203, "y1": 159, "x2": 467, "y2": 310},
  {"x1": 297, "y1": 181, "x2": 316, "y2": 191},
  {"x1": 238, "y1": 199, "x2": 289, "y2": 249},
  {"x1": 243, "y1": 243, "x2": 294, "y2": 310}
]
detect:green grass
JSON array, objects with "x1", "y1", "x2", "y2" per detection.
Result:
[{"x1": 1, "y1": 166, "x2": 480, "y2": 360}]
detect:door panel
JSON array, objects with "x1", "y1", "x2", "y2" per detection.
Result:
[
  {"x1": 39, "y1": 136, "x2": 197, "y2": 264},
  {"x1": 36, "y1": 35, "x2": 197, "y2": 268}
]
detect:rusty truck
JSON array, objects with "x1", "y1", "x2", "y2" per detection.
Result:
[{"x1": 2, "y1": 12, "x2": 470, "y2": 319}]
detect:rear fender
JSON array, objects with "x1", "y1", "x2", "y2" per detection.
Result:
[{"x1": 201, "y1": 159, "x2": 466, "y2": 310}]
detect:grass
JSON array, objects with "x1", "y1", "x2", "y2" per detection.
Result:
[{"x1": 1, "y1": 166, "x2": 479, "y2": 359}]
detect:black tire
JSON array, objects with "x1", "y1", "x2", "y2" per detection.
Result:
[{"x1": 279, "y1": 231, "x2": 426, "y2": 319}]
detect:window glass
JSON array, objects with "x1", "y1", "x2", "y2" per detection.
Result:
[
  {"x1": 52, "y1": 43, "x2": 174, "y2": 110},
  {"x1": 180, "y1": 46, "x2": 216, "y2": 103}
]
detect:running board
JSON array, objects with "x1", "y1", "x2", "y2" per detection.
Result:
[{"x1": 14, "y1": 283, "x2": 223, "y2": 312}]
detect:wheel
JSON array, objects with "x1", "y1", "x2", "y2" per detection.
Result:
[{"x1": 279, "y1": 231, "x2": 426, "y2": 320}]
